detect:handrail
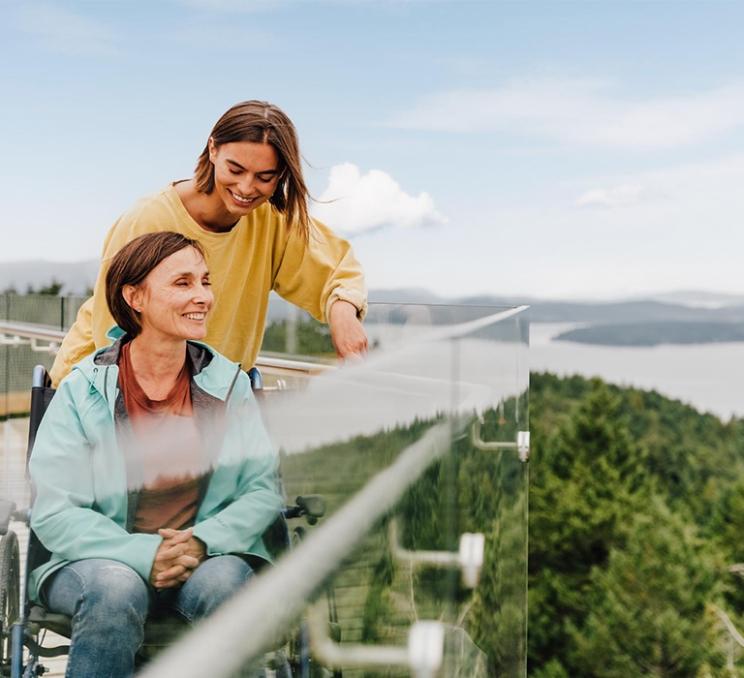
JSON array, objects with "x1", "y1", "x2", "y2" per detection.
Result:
[
  {"x1": 0, "y1": 320, "x2": 331, "y2": 377},
  {"x1": 139, "y1": 418, "x2": 463, "y2": 678},
  {"x1": 254, "y1": 354, "x2": 334, "y2": 376},
  {"x1": 0, "y1": 320, "x2": 66, "y2": 342}
]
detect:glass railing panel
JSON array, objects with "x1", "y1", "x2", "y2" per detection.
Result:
[
  {"x1": 255, "y1": 301, "x2": 529, "y2": 677},
  {"x1": 2, "y1": 296, "x2": 528, "y2": 678}
]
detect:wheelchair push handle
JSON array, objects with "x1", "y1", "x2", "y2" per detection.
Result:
[
  {"x1": 247, "y1": 366, "x2": 263, "y2": 392},
  {"x1": 32, "y1": 364, "x2": 52, "y2": 389},
  {"x1": 283, "y1": 495, "x2": 326, "y2": 525}
]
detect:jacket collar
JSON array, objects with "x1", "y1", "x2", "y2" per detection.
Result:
[
  {"x1": 75, "y1": 330, "x2": 239, "y2": 405},
  {"x1": 92, "y1": 334, "x2": 214, "y2": 376}
]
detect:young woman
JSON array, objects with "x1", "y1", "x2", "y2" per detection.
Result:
[
  {"x1": 30, "y1": 232, "x2": 283, "y2": 677},
  {"x1": 50, "y1": 100, "x2": 368, "y2": 387}
]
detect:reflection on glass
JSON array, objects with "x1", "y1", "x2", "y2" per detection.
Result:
[
  {"x1": 259, "y1": 301, "x2": 529, "y2": 677},
  {"x1": 1, "y1": 295, "x2": 528, "y2": 677}
]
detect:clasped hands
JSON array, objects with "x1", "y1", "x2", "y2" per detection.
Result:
[{"x1": 149, "y1": 527, "x2": 206, "y2": 590}]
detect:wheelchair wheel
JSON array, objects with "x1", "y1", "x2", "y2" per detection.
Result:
[{"x1": 0, "y1": 531, "x2": 20, "y2": 673}]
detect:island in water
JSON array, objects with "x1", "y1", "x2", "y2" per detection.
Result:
[{"x1": 555, "y1": 321, "x2": 744, "y2": 346}]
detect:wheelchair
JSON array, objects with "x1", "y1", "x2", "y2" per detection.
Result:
[{"x1": 0, "y1": 365, "x2": 335, "y2": 678}]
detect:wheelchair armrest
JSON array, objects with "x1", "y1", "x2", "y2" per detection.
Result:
[
  {"x1": 0, "y1": 498, "x2": 17, "y2": 536},
  {"x1": 282, "y1": 495, "x2": 326, "y2": 525},
  {"x1": 296, "y1": 495, "x2": 326, "y2": 525}
]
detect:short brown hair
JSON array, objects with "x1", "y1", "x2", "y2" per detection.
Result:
[
  {"x1": 194, "y1": 100, "x2": 312, "y2": 240},
  {"x1": 105, "y1": 232, "x2": 206, "y2": 337}
]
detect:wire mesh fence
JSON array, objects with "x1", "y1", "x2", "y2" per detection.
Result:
[{"x1": 0, "y1": 295, "x2": 86, "y2": 418}]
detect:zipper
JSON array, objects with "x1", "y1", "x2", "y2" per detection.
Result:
[{"x1": 224, "y1": 364, "x2": 242, "y2": 406}]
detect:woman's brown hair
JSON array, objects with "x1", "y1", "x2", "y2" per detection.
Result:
[
  {"x1": 194, "y1": 100, "x2": 311, "y2": 240},
  {"x1": 105, "y1": 232, "x2": 205, "y2": 337}
]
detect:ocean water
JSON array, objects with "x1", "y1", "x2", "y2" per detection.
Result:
[{"x1": 530, "y1": 323, "x2": 744, "y2": 421}]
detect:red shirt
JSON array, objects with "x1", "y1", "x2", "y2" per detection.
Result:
[{"x1": 118, "y1": 342, "x2": 205, "y2": 534}]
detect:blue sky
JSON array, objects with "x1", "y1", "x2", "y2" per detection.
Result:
[{"x1": 2, "y1": 0, "x2": 744, "y2": 299}]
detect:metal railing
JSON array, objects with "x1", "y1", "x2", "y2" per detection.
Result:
[{"x1": 0, "y1": 319, "x2": 331, "y2": 378}]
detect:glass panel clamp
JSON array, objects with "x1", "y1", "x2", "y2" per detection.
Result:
[
  {"x1": 308, "y1": 600, "x2": 445, "y2": 677},
  {"x1": 0, "y1": 334, "x2": 30, "y2": 347},
  {"x1": 470, "y1": 417, "x2": 530, "y2": 462},
  {"x1": 389, "y1": 519, "x2": 485, "y2": 589},
  {"x1": 30, "y1": 337, "x2": 60, "y2": 354}
]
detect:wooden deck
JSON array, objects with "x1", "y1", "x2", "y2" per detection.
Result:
[{"x1": 0, "y1": 391, "x2": 30, "y2": 418}]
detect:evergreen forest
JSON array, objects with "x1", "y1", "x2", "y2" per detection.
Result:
[
  {"x1": 528, "y1": 372, "x2": 744, "y2": 676},
  {"x1": 265, "y1": 315, "x2": 744, "y2": 675}
]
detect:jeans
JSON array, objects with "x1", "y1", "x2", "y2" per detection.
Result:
[{"x1": 45, "y1": 555, "x2": 256, "y2": 678}]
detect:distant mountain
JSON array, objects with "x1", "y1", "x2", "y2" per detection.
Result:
[
  {"x1": 369, "y1": 291, "x2": 744, "y2": 324},
  {"x1": 0, "y1": 259, "x2": 99, "y2": 295},
  {"x1": 2, "y1": 258, "x2": 744, "y2": 329},
  {"x1": 368, "y1": 291, "x2": 744, "y2": 344},
  {"x1": 368, "y1": 287, "x2": 448, "y2": 304},
  {"x1": 639, "y1": 290, "x2": 744, "y2": 309}
]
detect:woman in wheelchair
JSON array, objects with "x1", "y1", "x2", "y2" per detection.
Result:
[{"x1": 28, "y1": 231, "x2": 283, "y2": 677}]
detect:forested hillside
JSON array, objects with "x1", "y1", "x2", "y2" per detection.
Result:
[
  {"x1": 529, "y1": 373, "x2": 744, "y2": 676},
  {"x1": 260, "y1": 314, "x2": 744, "y2": 674}
]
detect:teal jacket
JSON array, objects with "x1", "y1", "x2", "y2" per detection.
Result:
[{"x1": 28, "y1": 335, "x2": 282, "y2": 603}]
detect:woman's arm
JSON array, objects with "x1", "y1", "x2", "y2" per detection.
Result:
[
  {"x1": 272, "y1": 217, "x2": 368, "y2": 357},
  {"x1": 329, "y1": 299, "x2": 368, "y2": 358},
  {"x1": 29, "y1": 378, "x2": 162, "y2": 582}
]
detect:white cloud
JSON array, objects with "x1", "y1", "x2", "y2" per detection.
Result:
[
  {"x1": 576, "y1": 184, "x2": 649, "y2": 209},
  {"x1": 311, "y1": 163, "x2": 447, "y2": 235},
  {"x1": 352, "y1": 151, "x2": 744, "y2": 299},
  {"x1": 12, "y1": 2, "x2": 117, "y2": 56},
  {"x1": 390, "y1": 78, "x2": 744, "y2": 150},
  {"x1": 572, "y1": 152, "x2": 744, "y2": 218}
]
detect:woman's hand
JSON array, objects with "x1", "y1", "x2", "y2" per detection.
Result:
[
  {"x1": 150, "y1": 528, "x2": 202, "y2": 589},
  {"x1": 329, "y1": 300, "x2": 368, "y2": 359},
  {"x1": 159, "y1": 528, "x2": 207, "y2": 564}
]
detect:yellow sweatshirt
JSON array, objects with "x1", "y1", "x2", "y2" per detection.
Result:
[{"x1": 50, "y1": 185, "x2": 367, "y2": 386}]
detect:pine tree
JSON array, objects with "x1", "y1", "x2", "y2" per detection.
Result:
[
  {"x1": 529, "y1": 380, "x2": 649, "y2": 674},
  {"x1": 571, "y1": 498, "x2": 727, "y2": 677}
]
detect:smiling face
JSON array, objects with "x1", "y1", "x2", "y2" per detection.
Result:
[
  {"x1": 124, "y1": 246, "x2": 213, "y2": 343},
  {"x1": 208, "y1": 140, "x2": 281, "y2": 219}
]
